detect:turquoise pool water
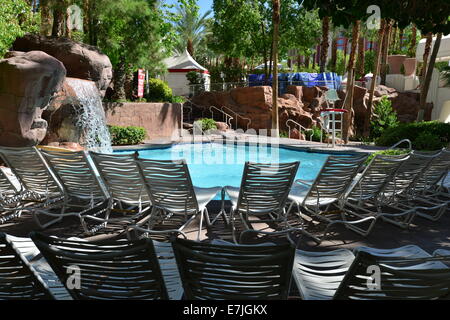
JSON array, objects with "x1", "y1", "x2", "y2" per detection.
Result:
[{"x1": 115, "y1": 143, "x2": 331, "y2": 189}]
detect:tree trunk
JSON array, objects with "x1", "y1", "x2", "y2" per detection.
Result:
[
  {"x1": 342, "y1": 21, "x2": 360, "y2": 144},
  {"x1": 320, "y1": 16, "x2": 330, "y2": 73},
  {"x1": 65, "y1": 6, "x2": 71, "y2": 38},
  {"x1": 356, "y1": 36, "x2": 365, "y2": 79},
  {"x1": 40, "y1": 0, "x2": 53, "y2": 36},
  {"x1": 418, "y1": 33, "x2": 442, "y2": 121},
  {"x1": 408, "y1": 24, "x2": 417, "y2": 57},
  {"x1": 187, "y1": 39, "x2": 194, "y2": 57},
  {"x1": 398, "y1": 28, "x2": 404, "y2": 52},
  {"x1": 112, "y1": 58, "x2": 127, "y2": 101},
  {"x1": 271, "y1": 0, "x2": 280, "y2": 136},
  {"x1": 420, "y1": 32, "x2": 433, "y2": 82},
  {"x1": 305, "y1": 55, "x2": 310, "y2": 68},
  {"x1": 51, "y1": 1, "x2": 68, "y2": 37},
  {"x1": 365, "y1": 19, "x2": 386, "y2": 137},
  {"x1": 380, "y1": 20, "x2": 392, "y2": 85},
  {"x1": 343, "y1": 38, "x2": 348, "y2": 72},
  {"x1": 330, "y1": 36, "x2": 338, "y2": 73}
]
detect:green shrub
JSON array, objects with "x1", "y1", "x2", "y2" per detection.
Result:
[
  {"x1": 108, "y1": 125, "x2": 147, "y2": 145},
  {"x1": 365, "y1": 149, "x2": 409, "y2": 164},
  {"x1": 375, "y1": 121, "x2": 450, "y2": 150},
  {"x1": 305, "y1": 126, "x2": 323, "y2": 142},
  {"x1": 170, "y1": 95, "x2": 186, "y2": 103},
  {"x1": 279, "y1": 131, "x2": 289, "y2": 138},
  {"x1": 146, "y1": 78, "x2": 172, "y2": 102},
  {"x1": 370, "y1": 96, "x2": 399, "y2": 139},
  {"x1": 195, "y1": 118, "x2": 217, "y2": 131}
]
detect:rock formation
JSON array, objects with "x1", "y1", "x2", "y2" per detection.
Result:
[
  {"x1": 0, "y1": 51, "x2": 66, "y2": 146},
  {"x1": 13, "y1": 34, "x2": 112, "y2": 97}
]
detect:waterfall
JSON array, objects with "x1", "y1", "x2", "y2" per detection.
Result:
[{"x1": 65, "y1": 78, "x2": 113, "y2": 153}]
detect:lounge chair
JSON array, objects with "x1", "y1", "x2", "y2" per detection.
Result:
[
  {"x1": 39, "y1": 149, "x2": 110, "y2": 233},
  {"x1": 338, "y1": 153, "x2": 412, "y2": 235},
  {"x1": 88, "y1": 152, "x2": 151, "y2": 233},
  {"x1": 286, "y1": 154, "x2": 369, "y2": 243},
  {"x1": 223, "y1": 161, "x2": 300, "y2": 244},
  {"x1": 128, "y1": 158, "x2": 221, "y2": 241},
  {"x1": 0, "y1": 168, "x2": 22, "y2": 223},
  {"x1": 30, "y1": 232, "x2": 169, "y2": 300},
  {"x1": 0, "y1": 232, "x2": 54, "y2": 300},
  {"x1": 379, "y1": 150, "x2": 448, "y2": 223},
  {"x1": 172, "y1": 238, "x2": 295, "y2": 300},
  {"x1": 293, "y1": 245, "x2": 450, "y2": 300},
  {"x1": 0, "y1": 147, "x2": 65, "y2": 228}
]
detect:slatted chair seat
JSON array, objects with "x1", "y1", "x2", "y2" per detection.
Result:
[
  {"x1": 172, "y1": 238, "x2": 295, "y2": 300},
  {"x1": 129, "y1": 159, "x2": 221, "y2": 241},
  {"x1": 286, "y1": 154, "x2": 369, "y2": 243},
  {"x1": 87, "y1": 152, "x2": 151, "y2": 234},
  {"x1": 39, "y1": 149, "x2": 110, "y2": 233},
  {"x1": 0, "y1": 147, "x2": 65, "y2": 228},
  {"x1": 294, "y1": 245, "x2": 450, "y2": 300},
  {"x1": 30, "y1": 232, "x2": 169, "y2": 300},
  {"x1": 0, "y1": 233, "x2": 54, "y2": 300},
  {"x1": 223, "y1": 162, "x2": 300, "y2": 244}
]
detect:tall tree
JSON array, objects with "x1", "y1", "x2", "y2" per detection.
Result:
[
  {"x1": 319, "y1": 16, "x2": 330, "y2": 73},
  {"x1": 271, "y1": 0, "x2": 280, "y2": 136},
  {"x1": 380, "y1": 19, "x2": 392, "y2": 85}
]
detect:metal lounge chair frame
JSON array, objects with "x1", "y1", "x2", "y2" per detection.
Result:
[
  {"x1": 224, "y1": 161, "x2": 300, "y2": 244},
  {"x1": 0, "y1": 168, "x2": 22, "y2": 223},
  {"x1": 88, "y1": 151, "x2": 151, "y2": 233},
  {"x1": 30, "y1": 232, "x2": 169, "y2": 300},
  {"x1": 0, "y1": 233, "x2": 54, "y2": 300},
  {"x1": 39, "y1": 149, "x2": 111, "y2": 233},
  {"x1": 286, "y1": 154, "x2": 369, "y2": 244},
  {"x1": 0, "y1": 147, "x2": 65, "y2": 228},
  {"x1": 129, "y1": 158, "x2": 221, "y2": 241},
  {"x1": 172, "y1": 238, "x2": 295, "y2": 300}
]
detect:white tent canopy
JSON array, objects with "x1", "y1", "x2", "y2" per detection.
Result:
[
  {"x1": 163, "y1": 50, "x2": 208, "y2": 73},
  {"x1": 416, "y1": 34, "x2": 450, "y2": 62}
]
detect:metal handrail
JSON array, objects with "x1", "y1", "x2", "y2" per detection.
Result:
[
  {"x1": 390, "y1": 139, "x2": 412, "y2": 150},
  {"x1": 286, "y1": 119, "x2": 314, "y2": 142},
  {"x1": 210, "y1": 106, "x2": 234, "y2": 129},
  {"x1": 220, "y1": 105, "x2": 252, "y2": 131}
]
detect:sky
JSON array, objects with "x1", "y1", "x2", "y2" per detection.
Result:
[{"x1": 163, "y1": 0, "x2": 214, "y2": 17}]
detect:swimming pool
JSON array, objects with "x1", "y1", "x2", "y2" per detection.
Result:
[{"x1": 115, "y1": 143, "x2": 333, "y2": 189}]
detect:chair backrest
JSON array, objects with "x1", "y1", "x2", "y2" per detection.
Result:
[
  {"x1": 0, "y1": 233, "x2": 54, "y2": 300},
  {"x1": 334, "y1": 250, "x2": 450, "y2": 300},
  {"x1": 136, "y1": 158, "x2": 198, "y2": 214},
  {"x1": 41, "y1": 150, "x2": 109, "y2": 202},
  {"x1": 0, "y1": 168, "x2": 18, "y2": 199},
  {"x1": 345, "y1": 154, "x2": 409, "y2": 202},
  {"x1": 30, "y1": 232, "x2": 169, "y2": 300},
  {"x1": 236, "y1": 162, "x2": 299, "y2": 216},
  {"x1": 303, "y1": 154, "x2": 368, "y2": 207},
  {"x1": 89, "y1": 152, "x2": 149, "y2": 205},
  {"x1": 413, "y1": 149, "x2": 450, "y2": 192},
  {"x1": 382, "y1": 151, "x2": 440, "y2": 199},
  {"x1": 0, "y1": 147, "x2": 63, "y2": 196},
  {"x1": 325, "y1": 89, "x2": 340, "y2": 102},
  {"x1": 172, "y1": 238, "x2": 295, "y2": 300}
]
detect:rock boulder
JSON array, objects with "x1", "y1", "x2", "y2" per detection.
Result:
[
  {"x1": 13, "y1": 34, "x2": 112, "y2": 97},
  {"x1": 0, "y1": 51, "x2": 66, "y2": 146}
]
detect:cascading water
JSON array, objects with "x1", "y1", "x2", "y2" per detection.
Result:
[{"x1": 65, "y1": 78, "x2": 113, "y2": 153}]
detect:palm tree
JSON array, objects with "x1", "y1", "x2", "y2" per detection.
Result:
[
  {"x1": 271, "y1": 0, "x2": 280, "y2": 136},
  {"x1": 319, "y1": 16, "x2": 330, "y2": 73},
  {"x1": 174, "y1": 3, "x2": 212, "y2": 57}
]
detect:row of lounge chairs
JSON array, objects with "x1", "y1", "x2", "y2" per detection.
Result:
[
  {"x1": 1, "y1": 232, "x2": 450, "y2": 300},
  {"x1": 0, "y1": 147, "x2": 449, "y2": 244}
]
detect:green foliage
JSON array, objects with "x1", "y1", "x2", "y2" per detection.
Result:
[
  {"x1": 440, "y1": 66, "x2": 450, "y2": 87},
  {"x1": 327, "y1": 50, "x2": 349, "y2": 76},
  {"x1": 146, "y1": 78, "x2": 173, "y2": 102},
  {"x1": 186, "y1": 71, "x2": 203, "y2": 84},
  {"x1": 95, "y1": 0, "x2": 167, "y2": 75},
  {"x1": 370, "y1": 96, "x2": 399, "y2": 139},
  {"x1": 305, "y1": 126, "x2": 323, "y2": 142},
  {"x1": 279, "y1": 131, "x2": 289, "y2": 138},
  {"x1": 196, "y1": 118, "x2": 217, "y2": 131},
  {"x1": 170, "y1": 95, "x2": 186, "y2": 103},
  {"x1": 366, "y1": 149, "x2": 410, "y2": 165},
  {"x1": 0, "y1": 0, "x2": 39, "y2": 58},
  {"x1": 108, "y1": 125, "x2": 147, "y2": 145},
  {"x1": 375, "y1": 121, "x2": 450, "y2": 150},
  {"x1": 364, "y1": 50, "x2": 376, "y2": 75}
]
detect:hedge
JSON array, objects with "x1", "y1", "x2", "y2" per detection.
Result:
[
  {"x1": 375, "y1": 121, "x2": 450, "y2": 151},
  {"x1": 108, "y1": 125, "x2": 147, "y2": 145}
]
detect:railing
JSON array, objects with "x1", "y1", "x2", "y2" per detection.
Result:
[
  {"x1": 210, "y1": 106, "x2": 234, "y2": 129},
  {"x1": 182, "y1": 104, "x2": 192, "y2": 123},
  {"x1": 286, "y1": 119, "x2": 315, "y2": 142},
  {"x1": 389, "y1": 139, "x2": 412, "y2": 150},
  {"x1": 220, "y1": 106, "x2": 252, "y2": 131}
]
